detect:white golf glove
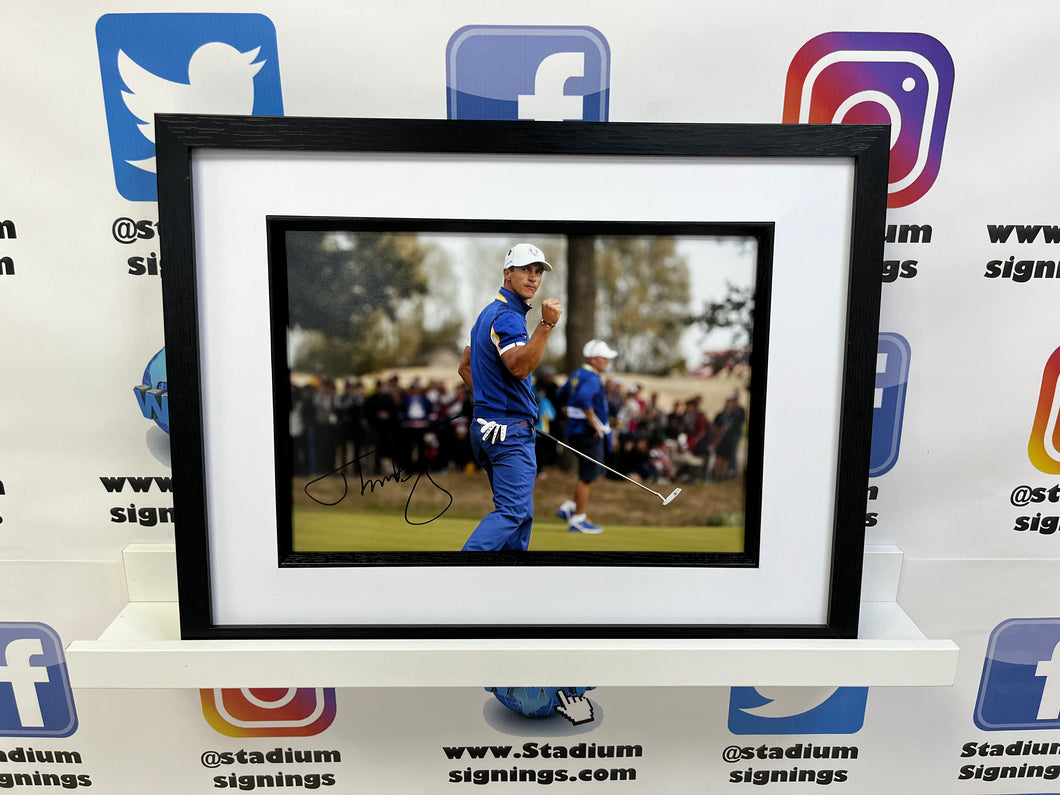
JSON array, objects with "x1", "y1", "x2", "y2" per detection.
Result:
[{"x1": 477, "y1": 418, "x2": 507, "y2": 444}]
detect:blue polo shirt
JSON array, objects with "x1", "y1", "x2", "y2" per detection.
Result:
[
  {"x1": 557, "y1": 364, "x2": 608, "y2": 436},
  {"x1": 469, "y1": 287, "x2": 538, "y2": 421}
]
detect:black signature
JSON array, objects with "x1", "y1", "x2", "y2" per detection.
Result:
[{"x1": 304, "y1": 447, "x2": 454, "y2": 525}]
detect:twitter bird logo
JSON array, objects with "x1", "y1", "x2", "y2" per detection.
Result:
[
  {"x1": 728, "y1": 687, "x2": 868, "y2": 735},
  {"x1": 118, "y1": 43, "x2": 265, "y2": 174},
  {"x1": 97, "y1": 13, "x2": 283, "y2": 201}
]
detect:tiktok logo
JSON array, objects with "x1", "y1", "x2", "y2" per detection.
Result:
[
  {"x1": 446, "y1": 25, "x2": 610, "y2": 121},
  {"x1": 975, "y1": 618, "x2": 1060, "y2": 730},
  {"x1": 0, "y1": 624, "x2": 77, "y2": 737}
]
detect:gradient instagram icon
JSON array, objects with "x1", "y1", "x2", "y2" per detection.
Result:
[
  {"x1": 783, "y1": 32, "x2": 954, "y2": 208},
  {"x1": 201, "y1": 688, "x2": 337, "y2": 737},
  {"x1": 1029, "y1": 346, "x2": 1060, "y2": 475}
]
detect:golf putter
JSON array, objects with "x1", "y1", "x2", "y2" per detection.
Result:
[{"x1": 538, "y1": 430, "x2": 682, "y2": 505}]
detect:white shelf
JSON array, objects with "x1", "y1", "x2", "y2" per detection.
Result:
[{"x1": 64, "y1": 544, "x2": 959, "y2": 689}]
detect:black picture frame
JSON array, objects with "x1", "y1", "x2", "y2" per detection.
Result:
[{"x1": 157, "y1": 116, "x2": 888, "y2": 640}]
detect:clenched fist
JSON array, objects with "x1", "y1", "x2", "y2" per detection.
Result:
[{"x1": 540, "y1": 297, "x2": 562, "y2": 327}]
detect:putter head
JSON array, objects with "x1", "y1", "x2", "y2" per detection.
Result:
[{"x1": 662, "y1": 487, "x2": 682, "y2": 506}]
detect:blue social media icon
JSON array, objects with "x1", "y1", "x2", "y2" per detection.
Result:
[
  {"x1": 134, "y1": 348, "x2": 169, "y2": 434},
  {"x1": 0, "y1": 623, "x2": 77, "y2": 737},
  {"x1": 870, "y1": 333, "x2": 910, "y2": 477},
  {"x1": 446, "y1": 25, "x2": 610, "y2": 121},
  {"x1": 975, "y1": 618, "x2": 1060, "y2": 731},
  {"x1": 96, "y1": 13, "x2": 283, "y2": 201},
  {"x1": 727, "y1": 687, "x2": 868, "y2": 735}
]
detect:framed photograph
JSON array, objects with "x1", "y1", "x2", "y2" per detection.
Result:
[
  {"x1": 272, "y1": 217, "x2": 770, "y2": 564},
  {"x1": 157, "y1": 116, "x2": 888, "y2": 640}
]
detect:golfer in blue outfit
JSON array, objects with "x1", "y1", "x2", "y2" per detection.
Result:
[
  {"x1": 555, "y1": 339, "x2": 617, "y2": 534},
  {"x1": 457, "y1": 244, "x2": 563, "y2": 551}
]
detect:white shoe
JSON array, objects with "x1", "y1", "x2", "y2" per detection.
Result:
[
  {"x1": 556, "y1": 500, "x2": 576, "y2": 523},
  {"x1": 568, "y1": 514, "x2": 604, "y2": 534}
]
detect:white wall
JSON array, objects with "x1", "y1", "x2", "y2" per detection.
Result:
[{"x1": 2, "y1": 2, "x2": 1058, "y2": 791}]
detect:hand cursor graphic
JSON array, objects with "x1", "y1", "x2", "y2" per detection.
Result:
[{"x1": 554, "y1": 690, "x2": 594, "y2": 725}]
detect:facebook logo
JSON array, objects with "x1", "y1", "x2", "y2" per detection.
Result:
[
  {"x1": 446, "y1": 25, "x2": 610, "y2": 121},
  {"x1": 870, "y1": 333, "x2": 910, "y2": 477},
  {"x1": 727, "y1": 687, "x2": 867, "y2": 735},
  {"x1": 976, "y1": 618, "x2": 1060, "y2": 731},
  {"x1": 0, "y1": 624, "x2": 77, "y2": 737},
  {"x1": 96, "y1": 13, "x2": 283, "y2": 201}
]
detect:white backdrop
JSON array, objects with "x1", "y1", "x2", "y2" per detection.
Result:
[{"x1": 2, "y1": 1, "x2": 1059, "y2": 791}]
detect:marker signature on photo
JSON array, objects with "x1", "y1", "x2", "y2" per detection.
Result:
[{"x1": 304, "y1": 447, "x2": 453, "y2": 525}]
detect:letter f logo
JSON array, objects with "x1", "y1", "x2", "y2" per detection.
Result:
[
  {"x1": 446, "y1": 26, "x2": 610, "y2": 122},
  {"x1": 0, "y1": 639, "x2": 49, "y2": 727},
  {"x1": 518, "y1": 52, "x2": 585, "y2": 120},
  {"x1": 1036, "y1": 641, "x2": 1060, "y2": 720},
  {"x1": 0, "y1": 623, "x2": 77, "y2": 737}
]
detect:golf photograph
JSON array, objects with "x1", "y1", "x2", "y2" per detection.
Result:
[{"x1": 274, "y1": 220, "x2": 769, "y2": 562}]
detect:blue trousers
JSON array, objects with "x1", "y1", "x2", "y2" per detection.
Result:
[{"x1": 462, "y1": 420, "x2": 536, "y2": 551}]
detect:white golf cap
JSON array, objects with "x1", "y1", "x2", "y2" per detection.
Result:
[
  {"x1": 504, "y1": 243, "x2": 552, "y2": 272},
  {"x1": 583, "y1": 339, "x2": 618, "y2": 359}
]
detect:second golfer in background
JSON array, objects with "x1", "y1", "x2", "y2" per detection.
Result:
[{"x1": 556, "y1": 339, "x2": 618, "y2": 534}]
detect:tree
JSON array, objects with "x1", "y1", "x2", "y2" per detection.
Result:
[
  {"x1": 595, "y1": 237, "x2": 691, "y2": 374},
  {"x1": 565, "y1": 235, "x2": 597, "y2": 373},
  {"x1": 691, "y1": 282, "x2": 755, "y2": 350},
  {"x1": 286, "y1": 231, "x2": 429, "y2": 339},
  {"x1": 286, "y1": 231, "x2": 464, "y2": 374}
]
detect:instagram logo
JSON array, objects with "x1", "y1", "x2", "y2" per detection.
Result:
[
  {"x1": 201, "y1": 688, "x2": 337, "y2": 737},
  {"x1": 783, "y1": 32, "x2": 954, "y2": 208},
  {"x1": 1029, "y1": 346, "x2": 1060, "y2": 475}
]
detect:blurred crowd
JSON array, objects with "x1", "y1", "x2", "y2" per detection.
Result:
[
  {"x1": 290, "y1": 373, "x2": 472, "y2": 479},
  {"x1": 535, "y1": 370, "x2": 747, "y2": 485},
  {"x1": 291, "y1": 370, "x2": 746, "y2": 485}
]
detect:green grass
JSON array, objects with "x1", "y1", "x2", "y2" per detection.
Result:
[{"x1": 293, "y1": 505, "x2": 743, "y2": 553}]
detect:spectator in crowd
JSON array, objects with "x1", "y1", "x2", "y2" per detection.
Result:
[
  {"x1": 306, "y1": 376, "x2": 339, "y2": 475},
  {"x1": 333, "y1": 378, "x2": 365, "y2": 470},
  {"x1": 440, "y1": 384, "x2": 474, "y2": 473},
  {"x1": 290, "y1": 384, "x2": 312, "y2": 476},
  {"x1": 399, "y1": 380, "x2": 436, "y2": 473},
  {"x1": 648, "y1": 434, "x2": 674, "y2": 482},
  {"x1": 534, "y1": 380, "x2": 559, "y2": 475},
  {"x1": 665, "y1": 400, "x2": 686, "y2": 440},
  {"x1": 711, "y1": 392, "x2": 746, "y2": 481},
  {"x1": 361, "y1": 377, "x2": 400, "y2": 475}
]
